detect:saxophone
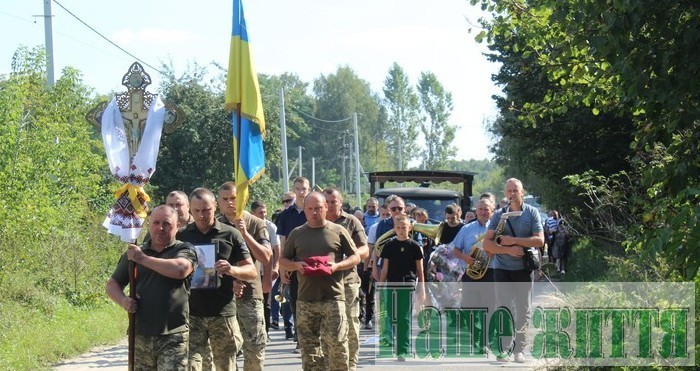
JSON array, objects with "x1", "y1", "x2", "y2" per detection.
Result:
[
  {"x1": 465, "y1": 210, "x2": 523, "y2": 280},
  {"x1": 494, "y1": 211, "x2": 524, "y2": 244}
]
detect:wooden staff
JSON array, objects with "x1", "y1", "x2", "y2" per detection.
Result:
[
  {"x1": 86, "y1": 62, "x2": 185, "y2": 371},
  {"x1": 128, "y1": 258, "x2": 136, "y2": 371},
  {"x1": 127, "y1": 235, "x2": 139, "y2": 371}
]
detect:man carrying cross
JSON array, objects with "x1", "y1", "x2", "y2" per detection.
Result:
[{"x1": 106, "y1": 205, "x2": 197, "y2": 370}]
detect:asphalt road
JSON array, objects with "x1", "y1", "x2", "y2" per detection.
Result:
[{"x1": 53, "y1": 323, "x2": 533, "y2": 370}]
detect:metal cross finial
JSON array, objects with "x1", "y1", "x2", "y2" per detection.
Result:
[{"x1": 86, "y1": 62, "x2": 185, "y2": 159}]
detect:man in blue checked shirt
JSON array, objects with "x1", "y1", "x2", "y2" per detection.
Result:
[
  {"x1": 449, "y1": 197, "x2": 496, "y2": 354},
  {"x1": 451, "y1": 198, "x2": 496, "y2": 282}
]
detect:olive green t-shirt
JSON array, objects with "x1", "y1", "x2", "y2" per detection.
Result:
[
  {"x1": 283, "y1": 222, "x2": 357, "y2": 302},
  {"x1": 218, "y1": 212, "x2": 269, "y2": 300},
  {"x1": 111, "y1": 240, "x2": 197, "y2": 336},
  {"x1": 333, "y1": 211, "x2": 367, "y2": 285}
]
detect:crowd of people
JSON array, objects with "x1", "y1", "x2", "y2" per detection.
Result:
[{"x1": 106, "y1": 176, "x2": 570, "y2": 369}]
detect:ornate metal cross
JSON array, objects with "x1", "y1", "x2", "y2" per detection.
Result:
[
  {"x1": 86, "y1": 62, "x2": 184, "y2": 159},
  {"x1": 86, "y1": 61, "x2": 186, "y2": 371}
]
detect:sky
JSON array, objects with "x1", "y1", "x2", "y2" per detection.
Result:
[{"x1": 1, "y1": 0, "x2": 502, "y2": 161}]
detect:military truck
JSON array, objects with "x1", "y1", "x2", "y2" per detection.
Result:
[{"x1": 368, "y1": 170, "x2": 475, "y2": 222}]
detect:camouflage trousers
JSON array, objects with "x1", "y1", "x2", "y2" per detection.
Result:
[
  {"x1": 236, "y1": 297, "x2": 267, "y2": 371},
  {"x1": 297, "y1": 300, "x2": 348, "y2": 371},
  {"x1": 189, "y1": 315, "x2": 243, "y2": 371},
  {"x1": 134, "y1": 331, "x2": 188, "y2": 371},
  {"x1": 346, "y1": 283, "x2": 361, "y2": 370}
]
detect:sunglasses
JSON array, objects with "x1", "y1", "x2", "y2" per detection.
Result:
[
  {"x1": 282, "y1": 199, "x2": 293, "y2": 204},
  {"x1": 390, "y1": 206, "x2": 404, "y2": 212}
]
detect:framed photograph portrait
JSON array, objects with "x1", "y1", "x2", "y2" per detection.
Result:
[{"x1": 191, "y1": 244, "x2": 218, "y2": 289}]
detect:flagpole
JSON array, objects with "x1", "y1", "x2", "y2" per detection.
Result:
[
  {"x1": 228, "y1": 0, "x2": 265, "y2": 217},
  {"x1": 235, "y1": 0, "x2": 243, "y2": 217},
  {"x1": 235, "y1": 104, "x2": 243, "y2": 218},
  {"x1": 279, "y1": 87, "x2": 289, "y2": 192},
  {"x1": 353, "y1": 112, "x2": 361, "y2": 208}
]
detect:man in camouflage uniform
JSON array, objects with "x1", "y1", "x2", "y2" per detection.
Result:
[
  {"x1": 106, "y1": 205, "x2": 197, "y2": 370},
  {"x1": 280, "y1": 192, "x2": 360, "y2": 371},
  {"x1": 251, "y1": 200, "x2": 282, "y2": 334},
  {"x1": 177, "y1": 188, "x2": 258, "y2": 371},
  {"x1": 323, "y1": 188, "x2": 368, "y2": 370},
  {"x1": 218, "y1": 181, "x2": 271, "y2": 371},
  {"x1": 166, "y1": 190, "x2": 195, "y2": 228}
]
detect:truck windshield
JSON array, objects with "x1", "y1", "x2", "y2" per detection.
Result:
[{"x1": 378, "y1": 197, "x2": 460, "y2": 222}]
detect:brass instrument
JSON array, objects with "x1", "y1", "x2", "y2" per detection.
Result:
[
  {"x1": 464, "y1": 211, "x2": 522, "y2": 280},
  {"x1": 274, "y1": 282, "x2": 287, "y2": 303},
  {"x1": 494, "y1": 211, "x2": 523, "y2": 240},
  {"x1": 373, "y1": 221, "x2": 443, "y2": 258},
  {"x1": 465, "y1": 233, "x2": 490, "y2": 280}
]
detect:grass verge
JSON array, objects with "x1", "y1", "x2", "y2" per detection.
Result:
[{"x1": 0, "y1": 299, "x2": 126, "y2": 370}]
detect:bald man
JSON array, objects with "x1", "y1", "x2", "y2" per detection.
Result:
[
  {"x1": 106, "y1": 205, "x2": 197, "y2": 370},
  {"x1": 280, "y1": 192, "x2": 360, "y2": 371},
  {"x1": 483, "y1": 178, "x2": 544, "y2": 363}
]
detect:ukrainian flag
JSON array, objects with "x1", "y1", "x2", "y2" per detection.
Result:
[{"x1": 225, "y1": 0, "x2": 265, "y2": 217}]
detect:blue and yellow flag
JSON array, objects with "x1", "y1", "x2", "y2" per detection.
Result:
[{"x1": 225, "y1": 0, "x2": 265, "y2": 218}]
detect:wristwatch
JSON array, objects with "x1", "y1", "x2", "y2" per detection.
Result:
[{"x1": 495, "y1": 236, "x2": 502, "y2": 245}]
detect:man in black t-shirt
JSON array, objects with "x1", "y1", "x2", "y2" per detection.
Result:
[
  {"x1": 439, "y1": 204, "x2": 465, "y2": 245},
  {"x1": 106, "y1": 205, "x2": 197, "y2": 370},
  {"x1": 177, "y1": 188, "x2": 257, "y2": 371}
]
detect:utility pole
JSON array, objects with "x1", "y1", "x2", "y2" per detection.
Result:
[
  {"x1": 298, "y1": 146, "x2": 303, "y2": 177},
  {"x1": 348, "y1": 144, "x2": 354, "y2": 201},
  {"x1": 341, "y1": 152, "x2": 347, "y2": 193},
  {"x1": 279, "y1": 87, "x2": 289, "y2": 192},
  {"x1": 353, "y1": 113, "x2": 361, "y2": 209},
  {"x1": 311, "y1": 157, "x2": 316, "y2": 190},
  {"x1": 398, "y1": 127, "x2": 403, "y2": 170},
  {"x1": 43, "y1": 0, "x2": 55, "y2": 87}
]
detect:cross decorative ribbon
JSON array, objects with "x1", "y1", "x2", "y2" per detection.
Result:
[{"x1": 101, "y1": 95, "x2": 165, "y2": 242}]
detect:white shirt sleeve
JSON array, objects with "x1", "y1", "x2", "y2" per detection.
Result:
[
  {"x1": 266, "y1": 220, "x2": 280, "y2": 247},
  {"x1": 367, "y1": 222, "x2": 380, "y2": 244}
]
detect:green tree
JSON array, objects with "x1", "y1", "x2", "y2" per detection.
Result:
[
  {"x1": 151, "y1": 62, "x2": 233, "y2": 200},
  {"x1": 417, "y1": 72, "x2": 456, "y2": 169},
  {"x1": 446, "y1": 158, "x2": 503, "y2": 199},
  {"x1": 258, "y1": 72, "x2": 314, "y2": 189},
  {"x1": 471, "y1": 0, "x2": 700, "y2": 279},
  {"x1": 369, "y1": 105, "x2": 392, "y2": 172},
  {"x1": 311, "y1": 66, "x2": 383, "y2": 190},
  {"x1": 383, "y1": 63, "x2": 420, "y2": 170},
  {"x1": 155, "y1": 66, "x2": 319, "y2": 206},
  {"x1": 0, "y1": 45, "x2": 120, "y2": 302},
  {"x1": 473, "y1": 8, "x2": 636, "y2": 214}
]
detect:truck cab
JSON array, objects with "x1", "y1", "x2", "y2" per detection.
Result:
[{"x1": 369, "y1": 170, "x2": 476, "y2": 222}]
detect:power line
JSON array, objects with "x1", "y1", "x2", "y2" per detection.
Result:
[
  {"x1": 1, "y1": 9, "x2": 35, "y2": 24},
  {"x1": 52, "y1": 0, "x2": 165, "y2": 75},
  {"x1": 292, "y1": 106, "x2": 352, "y2": 124},
  {"x1": 304, "y1": 121, "x2": 347, "y2": 134},
  {"x1": 289, "y1": 106, "x2": 351, "y2": 134}
]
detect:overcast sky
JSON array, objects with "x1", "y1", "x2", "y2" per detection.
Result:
[{"x1": 1, "y1": 0, "x2": 501, "y2": 161}]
